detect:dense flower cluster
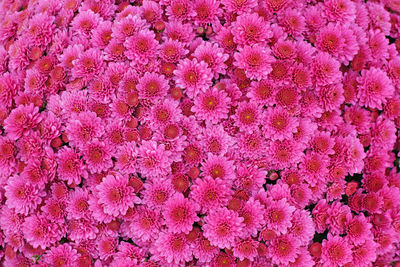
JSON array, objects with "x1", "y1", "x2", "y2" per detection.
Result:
[{"x1": 1, "y1": 0, "x2": 400, "y2": 266}]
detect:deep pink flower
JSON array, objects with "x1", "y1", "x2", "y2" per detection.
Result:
[
  {"x1": 95, "y1": 173, "x2": 140, "y2": 217},
  {"x1": 151, "y1": 231, "x2": 193, "y2": 265},
  {"x1": 321, "y1": 234, "x2": 353, "y2": 267},
  {"x1": 192, "y1": 87, "x2": 231, "y2": 123},
  {"x1": 163, "y1": 193, "x2": 199, "y2": 233},
  {"x1": 4, "y1": 104, "x2": 42, "y2": 140},
  {"x1": 269, "y1": 234, "x2": 300, "y2": 265},
  {"x1": 263, "y1": 106, "x2": 299, "y2": 141},
  {"x1": 203, "y1": 207, "x2": 244, "y2": 249},
  {"x1": 234, "y1": 44, "x2": 274, "y2": 80},
  {"x1": 43, "y1": 244, "x2": 79, "y2": 267},
  {"x1": 232, "y1": 13, "x2": 272, "y2": 46}
]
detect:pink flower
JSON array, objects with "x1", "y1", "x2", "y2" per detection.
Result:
[
  {"x1": 233, "y1": 238, "x2": 259, "y2": 261},
  {"x1": 43, "y1": 244, "x2": 79, "y2": 267},
  {"x1": 190, "y1": 176, "x2": 233, "y2": 213},
  {"x1": 137, "y1": 72, "x2": 169, "y2": 101},
  {"x1": 232, "y1": 13, "x2": 272, "y2": 46},
  {"x1": 66, "y1": 188, "x2": 90, "y2": 220},
  {"x1": 26, "y1": 13, "x2": 56, "y2": 47},
  {"x1": 221, "y1": 0, "x2": 257, "y2": 14},
  {"x1": 163, "y1": 193, "x2": 199, "y2": 233},
  {"x1": 96, "y1": 235, "x2": 118, "y2": 260},
  {"x1": 150, "y1": 231, "x2": 193, "y2": 265},
  {"x1": 22, "y1": 214, "x2": 63, "y2": 249},
  {"x1": 138, "y1": 140, "x2": 173, "y2": 179},
  {"x1": 201, "y1": 154, "x2": 235, "y2": 182},
  {"x1": 345, "y1": 213, "x2": 373, "y2": 245},
  {"x1": 5, "y1": 176, "x2": 45, "y2": 215},
  {"x1": 192, "y1": 87, "x2": 231, "y2": 123},
  {"x1": 127, "y1": 206, "x2": 163, "y2": 242},
  {"x1": 4, "y1": 104, "x2": 42, "y2": 140},
  {"x1": 66, "y1": 111, "x2": 105, "y2": 148},
  {"x1": 57, "y1": 147, "x2": 87, "y2": 186},
  {"x1": 313, "y1": 52, "x2": 342, "y2": 86},
  {"x1": 269, "y1": 234, "x2": 300, "y2": 265},
  {"x1": 159, "y1": 38, "x2": 188, "y2": 63},
  {"x1": 82, "y1": 140, "x2": 113, "y2": 174},
  {"x1": 324, "y1": 0, "x2": 356, "y2": 23},
  {"x1": 238, "y1": 198, "x2": 266, "y2": 237},
  {"x1": 165, "y1": 0, "x2": 195, "y2": 21},
  {"x1": 142, "y1": 178, "x2": 175, "y2": 209},
  {"x1": 264, "y1": 198, "x2": 295, "y2": 234},
  {"x1": 233, "y1": 44, "x2": 274, "y2": 80},
  {"x1": 71, "y1": 48, "x2": 105, "y2": 82},
  {"x1": 203, "y1": 207, "x2": 244, "y2": 249},
  {"x1": 124, "y1": 29, "x2": 158, "y2": 64},
  {"x1": 193, "y1": 236, "x2": 219, "y2": 263},
  {"x1": 263, "y1": 106, "x2": 299, "y2": 141},
  {"x1": 233, "y1": 101, "x2": 262, "y2": 131},
  {"x1": 321, "y1": 234, "x2": 353, "y2": 267},
  {"x1": 351, "y1": 240, "x2": 378, "y2": 267},
  {"x1": 289, "y1": 210, "x2": 315, "y2": 245},
  {"x1": 95, "y1": 173, "x2": 140, "y2": 217},
  {"x1": 173, "y1": 58, "x2": 213, "y2": 98},
  {"x1": 357, "y1": 67, "x2": 394, "y2": 109},
  {"x1": 300, "y1": 152, "x2": 330, "y2": 186},
  {"x1": 193, "y1": 42, "x2": 229, "y2": 78},
  {"x1": 115, "y1": 142, "x2": 139, "y2": 175}
]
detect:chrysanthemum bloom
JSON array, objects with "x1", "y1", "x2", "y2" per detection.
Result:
[
  {"x1": 142, "y1": 178, "x2": 175, "y2": 209},
  {"x1": 159, "y1": 38, "x2": 188, "y2": 63},
  {"x1": 95, "y1": 173, "x2": 139, "y2": 217},
  {"x1": 246, "y1": 79, "x2": 275, "y2": 106},
  {"x1": 66, "y1": 188, "x2": 90, "y2": 220},
  {"x1": 71, "y1": 48, "x2": 105, "y2": 82},
  {"x1": 138, "y1": 140, "x2": 173, "y2": 179},
  {"x1": 233, "y1": 45, "x2": 273, "y2": 80},
  {"x1": 41, "y1": 197, "x2": 66, "y2": 223},
  {"x1": 88, "y1": 195, "x2": 114, "y2": 224},
  {"x1": 193, "y1": 42, "x2": 229, "y2": 78},
  {"x1": 203, "y1": 207, "x2": 244, "y2": 249},
  {"x1": 267, "y1": 139, "x2": 303, "y2": 170},
  {"x1": 324, "y1": 0, "x2": 356, "y2": 23},
  {"x1": 173, "y1": 58, "x2": 213, "y2": 98},
  {"x1": 22, "y1": 214, "x2": 63, "y2": 249},
  {"x1": 82, "y1": 140, "x2": 113, "y2": 174},
  {"x1": 163, "y1": 193, "x2": 199, "y2": 234},
  {"x1": 192, "y1": 87, "x2": 231, "y2": 123},
  {"x1": 300, "y1": 152, "x2": 330, "y2": 186},
  {"x1": 192, "y1": 0, "x2": 222, "y2": 25},
  {"x1": 111, "y1": 242, "x2": 145, "y2": 267},
  {"x1": 313, "y1": 52, "x2": 342, "y2": 86},
  {"x1": 264, "y1": 198, "x2": 295, "y2": 234},
  {"x1": 269, "y1": 234, "x2": 300, "y2": 265},
  {"x1": 232, "y1": 13, "x2": 272, "y2": 46},
  {"x1": 345, "y1": 213, "x2": 373, "y2": 246},
  {"x1": 165, "y1": 0, "x2": 195, "y2": 21},
  {"x1": 96, "y1": 235, "x2": 118, "y2": 260},
  {"x1": 66, "y1": 111, "x2": 105, "y2": 148},
  {"x1": 25, "y1": 13, "x2": 56, "y2": 47},
  {"x1": 190, "y1": 176, "x2": 233, "y2": 213},
  {"x1": 147, "y1": 99, "x2": 182, "y2": 128},
  {"x1": 114, "y1": 142, "x2": 138, "y2": 175},
  {"x1": 289, "y1": 210, "x2": 315, "y2": 245},
  {"x1": 136, "y1": 72, "x2": 169, "y2": 101},
  {"x1": 124, "y1": 29, "x2": 158, "y2": 64},
  {"x1": 357, "y1": 67, "x2": 394, "y2": 109},
  {"x1": 238, "y1": 198, "x2": 265, "y2": 237},
  {"x1": 43, "y1": 244, "x2": 79, "y2": 267},
  {"x1": 263, "y1": 106, "x2": 299, "y2": 141},
  {"x1": 127, "y1": 206, "x2": 163, "y2": 242},
  {"x1": 5, "y1": 176, "x2": 45, "y2": 215},
  {"x1": 321, "y1": 234, "x2": 353, "y2": 267},
  {"x1": 201, "y1": 154, "x2": 236, "y2": 182},
  {"x1": 56, "y1": 147, "x2": 87, "y2": 186},
  {"x1": 4, "y1": 104, "x2": 42, "y2": 140},
  {"x1": 193, "y1": 235, "x2": 219, "y2": 263},
  {"x1": 232, "y1": 238, "x2": 259, "y2": 261},
  {"x1": 221, "y1": 0, "x2": 257, "y2": 14},
  {"x1": 232, "y1": 101, "x2": 262, "y2": 131},
  {"x1": 200, "y1": 125, "x2": 234, "y2": 156},
  {"x1": 151, "y1": 231, "x2": 192, "y2": 265},
  {"x1": 350, "y1": 240, "x2": 377, "y2": 267}
]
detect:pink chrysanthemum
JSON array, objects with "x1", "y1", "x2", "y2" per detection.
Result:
[
  {"x1": 238, "y1": 198, "x2": 266, "y2": 237},
  {"x1": 159, "y1": 38, "x2": 188, "y2": 63},
  {"x1": 321, "y1": 234, "x2": 353, "y2": 267},
  {"x1": 267, "y1": 139, "x2": 303, "y2": 169},
  {"x1": 57, "y1": 147, "x2": 87, "y2": 186},
  {"x1": 233, "y1": 101, "x2": 262, "y2": 131},
  {"x1": 192, "y1": 0, "x2": 221, "y2": 25},
  {"x1": 233, "y1": 45, "x2": 273, "y2": 80},
  {"x1": 269, "y1": 234, "x2": 300, "y2": 265},
  {"x1": 66, "y1": 111, "x2": 105, "y2": 148},
  {"x1": 247, "y1": 79, "x2": 275, "y2": 106},
  {"x1": 345, "y1": 213, "x2": 373, "y2": 246},
  {"x1": 5, "y1": 176, "x2": 45, "y2": 215},
  {"x1": 193, "y1": 42, "x2": 229, "y2": 78},
  {"x1": 263, "y1": 106, "x2": 299, "y2": 141},
  {"x1": 20, "y1": 160, "x2": 47, "y2": 187},
  {"x1": 26, "y1": 13, "x2": 56, "y2": 47},
  {"x1": 324, "y1": 0, "x2": 356, "y2": 23},
  {"x1": 193, "y1": 235, "x2": 219, "y2": 263},
  {"x1": 147, "y1": 99, "x2": 182, "y2": 127},
  {"x1": 165, "y1": 0, "x2": 195, "y2": 21},
  {"x1": 313, "y1": 52, "x2": 342, "y2": 86},
  {"x1": 115, "y1": 142, "x2": 138, "y2": 175},
  {"x1": 232, "y1": 13, "x2": 272, "y2": 46},
  {"x1": 95, "y1": 173, "x2": 139, "y2": 217},
  {"x1": 236, "y1": 130, "x2": 267, "y2": 159},
  {"x1": 137, "y1": 72, "x2": 169, "y2": 101},
  {"x1": 192, "y1": 87, "x2": 231, "y2": 123},
  {"x1": 221, "y1": 0, "x2": 257, "y2": 14},
  {"x1": 71, "y1": 48, "x2": 105, "y2": 82},
  {"x1": 22, "y1": 214, "x2": 62, "y2": 249},
  {"x1": 200, "y1": 125, "x2": 235, "y2": 156},
  {"x1": 357, "y1": 67, "x2": 394, "y2": 109},
  {"x1": 300, "y1": 152, "x2": 330, "y2": 186},
  {"x1": 190, "y1": 176, "x2": 233, "y2": 213},
  {"x1": 163, "y1": 193, "x2": 199, "y2": 234},
  {"x1": 138, "y1": 140, "x2": 173, "y2": 179},
  {"x1": 201, "y1": 154, "x2": 235, "y2": 182},
  {"x1": 96, "y1": 235, "x2": 118, "y2": 260},
  {"x1": 151, "y1": 231, "x2": 192, "y2": 265},
  {"x1": 233, "y1": 238, "x2": 259, "y2": 261},
  {"x1": 142, "y1": 178, "x2": 175, "y2": 210},
  {"x1": 203, "y1": 207, "x2": 244, "y2": 249},
  {"x1": 4, "y1": 104, "x2": 42, "y2": 141},
  {"x1": 43, "y1": 244, "x2": 79, "y2": 267},
  {"x1": 82, "y1": 140, "x2": 113, "y2": 174},
  {"x1": 289, "y1": 210, "x2": 315, "y2": 245},
  {"x1": 127, "y1": 206, "x2": 163, "y2": 242},
  {"x1": 264, "y1": 198, "x2": 295, "y2": 234},
  {"x1": 173, "y1": 58, "x2": 213, "y2": 98},
  {"x1": 66, "y1": 188, "x2": 90, "y2": 220},
  {"x1": 124, "y1": 29, "x2": 158, "y2": 64},
  {"x1": 351, "y1": 240, "x2": 377, "y2": 267}
]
